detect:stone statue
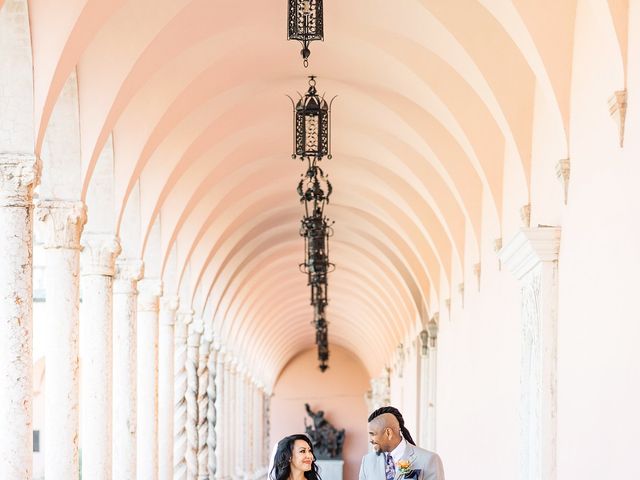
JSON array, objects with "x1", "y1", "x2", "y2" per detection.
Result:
[{"x1": 304, "y1": 403, "x2": 345, "y2": 460}]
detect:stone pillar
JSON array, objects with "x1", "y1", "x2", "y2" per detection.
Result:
[
  {"x1": 264, "y1": 391, "x2": 272, "y2": 469},
  {"x1": 499, "y1": 227, "x2": 561, "y2": 480},
  {"x1": 214, "y1": 351, "x2": 226, "y2": 480},
  {"x1": 137, "y1": 280, "x2": 162, "y2": 480},
  {"x1": 426, "y1": 320, "x2": 438, "y2": 451},
  {"x1": 158, "y1": 295, "x2": 179, "y2": 480},
  {"x1": 186, "y1": 320, "x2": 202, "y2": 480},
  {"x1": 113, "y1": 259, "x2": 144, "y2": 480},
  {"x1": 80, "y1": 233, "x2": 121, "y2": 480},
  {"x1": 0, "y1": 154, "x2": 39, "y2": 480},
  {"x1": 197, "y1": 335, "x2": 210, "y2": 479},
  {"x1": 36, "y1": 200, "x2": 86, "y2": 480},
  {"x1": 207, "y1": 344, "x2": 218, "y2": 479},
  {"x1": 228, "y1": 363, "x2": 237, "y2": 478},
  {"x1": 174, "y1": 311, "x2": 193, "y2": 480}
]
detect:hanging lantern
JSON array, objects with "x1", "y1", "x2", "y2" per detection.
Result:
[
  {"x1": 287, "y1": 0, "x2": 324, "y2": 67},
  {"x1": 289, "y1": 76, "x2": 334, "y2": 160}
]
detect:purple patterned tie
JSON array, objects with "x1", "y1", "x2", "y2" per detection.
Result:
[{"x1": 385, "y1": 453, "x2": 396, "y2": 480}]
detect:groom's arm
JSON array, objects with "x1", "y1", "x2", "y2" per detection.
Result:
[{"x1": 422, "y1": 453, "x2": 444, "y2": 480}]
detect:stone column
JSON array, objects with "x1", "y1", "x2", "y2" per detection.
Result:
[
  {"x1": 80, "y1": 233, "x2": 121, "y2": 480},
  {"x1": 0, "y1": 154, "x2": 39, "y2": 480},
  {"x1": 113, "y1": 259, "x2": 144, "y2": 480},
  {"x1": 36, "y1": 200, "x2": 86, "y2": 480},
  {"x1": 174, "y1": 311, "x2": 193, "y2": 480},
  {"x1": 137, "y1": 279, "x2": 163, "y2": 480},
  {"x1": 186, "y1": 320, "x2": 202, "y2": 480},
  {"x1": 426, "y1": 319, "x2": 438, "y2": 451},
  {"x1": 214, "y1": 351, "x2": 226, "y2": 480},
  {"x1": 499, "y1": 227, "x2": 561, "y2": 480},
  {"x1": 197, "y1": 334, "x2": 210, "y2": 479},
  {"x1": 158, "y1": 296, "x2": 179, "y2": 480},
  {"x1": 207, "y1": 344, "x2": 218, "y2": 479},
  {"x1": 264, "y1": 391, "x2": 272, "y2": 469}
]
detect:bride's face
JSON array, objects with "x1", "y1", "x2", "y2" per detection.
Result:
[{"x1": 290, "y1": 439, "x2": 314, "y2": 473}]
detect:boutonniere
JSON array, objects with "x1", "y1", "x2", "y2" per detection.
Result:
[{"x1": 395, "y1": 458, "x2": 421, "y2": 479}]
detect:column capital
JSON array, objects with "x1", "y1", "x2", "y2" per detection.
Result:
[
  {"x1": 113, "y1": 258, "x2": 144, "y2": 294},
  {"x1": 81, "y1": 233, "x2": 121, "y2": 276},
  {"x1": 159, "y1": 295, "x2": 180, "y2": 325},
  {"x1": 187, "y1": 318, "x2": 203, "y2": 347},
  {"x1": 0, "y1": 152, "x2": 41, "y2": 207},
  {"x1": 138, "y1": 279, "x2": 163, "y2": 312},
  {"x1": 498, "y1": 227, "x2": 561, "y2": 280},
  {"x1": 36, "y1": 199, "x2": 87, "y2": 249}
]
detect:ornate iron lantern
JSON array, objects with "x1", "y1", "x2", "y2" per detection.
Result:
[
  {"x1": 315, "y1": 311, "x2": 329, "y2": 372},
  {"x1": 290, "y1": 76, "x2": 334, "y2": 160},
  {"x1": 287, "y1": 0, "x2": 324, "y2": 67}
]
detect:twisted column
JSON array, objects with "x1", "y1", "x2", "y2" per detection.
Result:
[
  {"x1": 186, "y1": 320, "x2": 202, "y2": 480},
  {"x1": 227, "y1": 362, "x2": 237, "y2": 478},
  {"x1": 197, "y1": 335, "x2": 210, "y2": 479},
  {"x1": 36, "y1": 200, "x2": 86, "y2": 480},
  {"x1": 0, "y1": 153, "x2": 40, "y2": 480},
  {"x1": 214, "y1": 351, "x2": 226, "y2": 480},
  {"x1": 158, "y1": 296, "x2": 179, "y2": 480},
  {"x1": 113, "y1": 258, "x2": 144, "y2": 480},
  {"x1": 207, "y1": 345, "x2": 218, "y2": 479},
  {"x1": 80, "y1": 233, "x2": 121, "y2": 480},
  {"x1": 173, "y1": 311, "x2": 193, "y2": 480},
  {"x1": 137, "y1": 279, "x2": 162, "y2": 480}
]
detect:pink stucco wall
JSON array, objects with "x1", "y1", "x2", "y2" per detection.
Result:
[{"x1": 270, "y1": 345, "x2": 370, "y2": 480}]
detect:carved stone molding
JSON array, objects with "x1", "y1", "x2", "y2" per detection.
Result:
[
  {"x1": 113, "y1": 258, "x2": 144, "y2": 294},
  {"x1": 520, "y1": 204, "x2": 531, "y2": 228},
  {"x1": 498, "y1": 227, "x2": 561, "y2": 280},
  {"x1": 555, "y1": 159, "x2": 570, "y2": 205},
  {"x1": 473, "y1": 263, "x2": 481, "y2": 291},
  {"x1": 0, "y1": 152, "x2": 41, "y2": 207},
  {"x1": 81, "y1": 233, "x2": 121, "y2": 276},
  {"x1": 138, "y1": 278, "x2": 163, "y2": 312},
  {"x1": 608, "y1": 89, "x2": 627, "y2": 148},
  {"x1": 36, "y1": 199, "x2": 87, "y2": 249}
]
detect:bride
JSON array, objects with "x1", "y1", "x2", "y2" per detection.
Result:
[{"x1": 269, "y1": 434, "x2": 322, "y2": 480}]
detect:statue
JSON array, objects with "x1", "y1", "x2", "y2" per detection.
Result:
[{"x1": 304, "y1": 403, "x2": 345, "y2": 460}]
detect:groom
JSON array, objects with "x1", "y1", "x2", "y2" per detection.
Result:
[{"x1": 359, "y1": 406, "x2": 444, "y2": 480}]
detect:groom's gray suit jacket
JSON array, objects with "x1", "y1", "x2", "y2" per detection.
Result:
[{"x1": 358, "y1": 443, "x2": 444, "y2": 480}]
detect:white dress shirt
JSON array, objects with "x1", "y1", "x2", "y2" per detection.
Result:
[{"x1": 389, "y1": 437, "x2": 407, "y2": 464}]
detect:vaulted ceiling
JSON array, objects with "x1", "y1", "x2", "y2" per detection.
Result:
[{"x1": 16, "y1": 0, "x2": 627, "y2": 386}]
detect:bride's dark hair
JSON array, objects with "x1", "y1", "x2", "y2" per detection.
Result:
[{"x1": 270, "y1": 434, "x2": 322, "y2": 480}]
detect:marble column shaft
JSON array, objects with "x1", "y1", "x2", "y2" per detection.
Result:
[
  {"x1": 197, "y1": 335, "x2": 210, "y2": 479},
  {"x1": 0, "y1": 153, "x2": 40, "y2": 480},
  {"x1": 80, "y1": 233, "x2": 121, "y2": 480},
  {"x1": 137, "y1": 280, "x2": 162, "y2": 480},
  {"x1": 113, "y1": 259, "x2": 144, "y2": 480},
  {"x1": 158, "y1": 296, "x2": 179, "y2": 480},
  {"x1": 174, "y1": 311, "x2": 193, "y2": 480},
  {"x1": 207, "y1": 345, "x2": 218, "y2": 479},
  {"x1": 186, "y1": 321, "x2": 202, "y2": 480},
  {"x1": 37, "y1": 200, "x2": 86, "y2": 480}
]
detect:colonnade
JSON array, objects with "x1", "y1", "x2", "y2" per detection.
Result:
[{"x1": 0, "y1": 153, "x2": 270, "y2": 480}]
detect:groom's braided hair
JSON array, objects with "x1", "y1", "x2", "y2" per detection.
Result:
[{"x1": 368, "y1": 406, "x2": 416, "y2": 446}]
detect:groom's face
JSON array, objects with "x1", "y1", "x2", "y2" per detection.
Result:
[{"x1": 368, "y1": 422, "x2": 393, "y2": 454}]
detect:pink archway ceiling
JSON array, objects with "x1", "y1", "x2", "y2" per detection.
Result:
[{"x1": 25, "y1": 0, "x2": 591, "y2": 386}]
